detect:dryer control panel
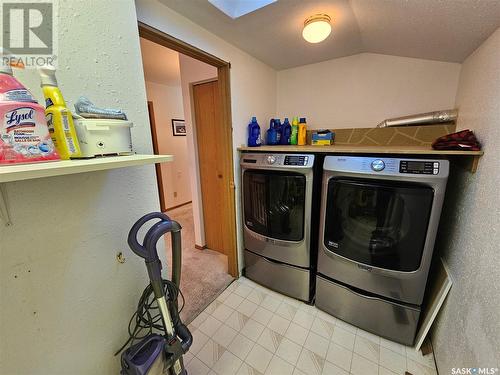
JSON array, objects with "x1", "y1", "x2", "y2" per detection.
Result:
[
  {"x1": 400, "y1": 160, "x2": 440, "y2": 175},
  {"x1": 323, "y1": 156, "x2": 449, "y2": 179}
]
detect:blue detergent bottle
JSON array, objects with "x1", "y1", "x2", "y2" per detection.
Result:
[
  {"x1": 247, "y1": 116, "x2": 261, "y2": 147},
  {"x1": 274, "y1": 119, "x2": 282, "y2": 144},
  {"x1": 280, "y1": 117, "x2": 292, "y2": 145},
  {"x1": 266, "y1": 119, "x2": 278, "y2": 145}
]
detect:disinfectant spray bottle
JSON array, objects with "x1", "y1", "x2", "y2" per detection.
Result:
[
  {"x1": 39, "y1": 66, "x2": 81, "y2": 159},
  {"x1": 0, "y1": 51, "x2": 60, "y2": 164}
]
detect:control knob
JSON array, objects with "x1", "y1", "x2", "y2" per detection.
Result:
[
  {"x1": 371, "y1": 159, "x2": 385, "y2": 171},
  {"x1": 266, "y1": 155, "x2": 277, "y2": 165}
]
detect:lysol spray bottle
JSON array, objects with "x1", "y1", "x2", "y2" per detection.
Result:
[
  {"x1": 0, "y1": 52, "x2": 59, "y2": 164},
  {"x1": 39, "y1": 66, "x2": 81, "y2": 159}
]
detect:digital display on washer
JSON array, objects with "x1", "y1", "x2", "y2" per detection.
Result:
[
  {"x1": 284, "y1": 155, "x2": 308, "y2": 166},
  {"x1": 400, "y1": 160, "x2": 438, "y2": 174},
  {"x1": 407, "y1": 161, "x2": 425, "y2": 171}
]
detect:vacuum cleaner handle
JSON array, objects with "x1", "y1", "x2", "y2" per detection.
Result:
[
  {"x1": 127, "y1": 212, "x2": 171, "y2": 260},
  {"x1": 144, "y1": 219, "x2": 182, "y2": 299}
]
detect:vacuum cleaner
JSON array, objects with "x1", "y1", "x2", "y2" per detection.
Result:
[{"x1": 116, "y1": 212, "x2": 193, "y2": 375}]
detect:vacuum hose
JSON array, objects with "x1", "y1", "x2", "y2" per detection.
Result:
[{"x1": 116, "y1": 212, "x2": 192, "y2": 356}]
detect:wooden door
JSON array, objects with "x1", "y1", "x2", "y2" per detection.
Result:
[
  {"x1": 193, "y1": 80, "x2": 226, "y2": 254},
  {"x1": 147, "y1": 101, "x2": 167, "y2": 212}
]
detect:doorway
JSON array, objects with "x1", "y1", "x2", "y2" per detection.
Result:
[{"x1": 139, "y1": 23, "x2": 238, "y2": 321}]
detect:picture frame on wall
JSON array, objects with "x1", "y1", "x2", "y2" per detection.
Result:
[{"x1": 171, "y1": 119, "x2": 186, "y2": 136}]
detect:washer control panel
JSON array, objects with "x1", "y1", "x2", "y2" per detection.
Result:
[
  {"x1": 241, "y1": 154, "x2": 314, "y2": 169},
  {"x1": 284, "y1": 155, "x2": 309, "y2": 166},
  {"x1": 400, "y1": 160, "x2": 440, "y2": 175}
]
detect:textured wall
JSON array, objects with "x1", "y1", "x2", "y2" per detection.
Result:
[
  {"x1": 0, "y1": 1, "x2": 163, "y2": 374},
  {"x1": 432, "y1": 28, "x2": 500, "y2": 372},
  {"x1": 145, "y1": 81, "x2": 192, "y2": 208},
  {"x1": 277, "y1": 53, "x2": 461, "y2": 129}
]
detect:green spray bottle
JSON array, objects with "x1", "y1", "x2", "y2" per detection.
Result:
[{"x1": 290, "y1": 116, "x2": 299, "y2": 145}]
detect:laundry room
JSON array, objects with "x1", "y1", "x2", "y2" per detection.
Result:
[{"x1": 0, "y1": 1, "x2": 498, "y2": 375}]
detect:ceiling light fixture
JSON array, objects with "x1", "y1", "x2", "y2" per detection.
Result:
[{"x1": 302, "y1": 14, "x2": 332, "y2": 43}]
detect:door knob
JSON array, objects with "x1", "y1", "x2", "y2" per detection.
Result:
[{"x1": 218, "y1": 174, "x2": 223, "y2": 179}]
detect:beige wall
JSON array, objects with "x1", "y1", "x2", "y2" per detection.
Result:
[
  {"x1": 178, "y1": 55, "x2": 217, "y2": 246},
  {"x1": 145, "y1": 81, "x2": 192, "y2": 209},
  {"x1": 136, "y1": 0, "x2": 278, "y2": 270},
  {"x1": 277, "y1": 53, "x2": 461, "y2": 129},
  {"x1": 431, "y1": 28, "x2": 500, "y2": 372},
  {"x1": 0, "y1": 1, "x2": 161, "y2": 374}
]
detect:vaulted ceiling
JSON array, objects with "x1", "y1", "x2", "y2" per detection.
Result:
[{"x1": 159, "y1": 0, "x2": 500, "y2": 70}]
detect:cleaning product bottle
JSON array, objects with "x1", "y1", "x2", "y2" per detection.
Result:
[
  {"x1": 0, "y1": 54, "x2": 59, "y2": 164},
  {"x1": 274, "y1": 119, "x2": 282, "y2": 144},
  {"x1": 247, "y1": 116, "x2": 261, "y2": 147},
  {"x1": 290, "y1": 116, "x2": 299, "y2": 145},
  {"x1": 280, "y1": 117, "x2": 292, "y2": 145},
  {"x1": 266, "y1": 119, "x2": 278, "y2": 145},
  {"x1": 39, "y1": 66, "x2": 81, "y2": 159},
  {"x1": 298, "y1": 117, "x2": 307, "y2": 146}
]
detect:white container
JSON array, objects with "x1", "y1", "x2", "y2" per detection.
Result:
[{"x1": 73, "y1": 118, "x2": 133, "y2": 158}]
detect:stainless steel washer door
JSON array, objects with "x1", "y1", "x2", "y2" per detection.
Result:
[
  {"x1": 323, "y1": 177, "x2": 434, "y2": 272},
  {"x1": 242, "y1": 168, "x2": 313, "y2": 267}
]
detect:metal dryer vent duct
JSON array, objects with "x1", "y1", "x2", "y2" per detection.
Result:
[{"x1": 376, "y1": 109, "x2": 458, "y2": 128}]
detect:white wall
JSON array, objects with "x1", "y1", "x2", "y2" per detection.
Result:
[
  {"x1": 431, "y1": 28, "x2": 500, "y2": 372},
  {"x1": 178, "y1": 55, "x2": 217, "y2": 246},
  {"x1": 277, "y1": 53, "x2": 461, "y2": 129},
  {"x1": 145, "y1": 81, "x2": 191, "y2": 208},
  {"x1": 0, "y1": 1, "x2": 162, "y2": 374},
  {"x1": 136, "y1": 0, "x2": 278, "y2": 270}
]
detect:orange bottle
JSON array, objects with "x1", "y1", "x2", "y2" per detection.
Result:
[{"x1": 298, "y1": 117, "x2": 307, "y2": 145}]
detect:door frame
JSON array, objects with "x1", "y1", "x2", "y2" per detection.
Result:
[
  {"x1": 138, "y1": 22, "x2": 238, "y2": 277},
  {"x1": 147, "y1": 101, "x2": 167, "y2": 213}
]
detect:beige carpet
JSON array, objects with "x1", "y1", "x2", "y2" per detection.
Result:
[{"x1": 165, "y1": 203, "x2": 234, "y2": 323}]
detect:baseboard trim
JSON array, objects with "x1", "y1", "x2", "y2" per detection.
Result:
[
  {"x1": 195, "y1": 244, "x2": 207, "y2": 250},
  {"x1": 164, "y1": 201, "x2": 192, "y2": 212}
]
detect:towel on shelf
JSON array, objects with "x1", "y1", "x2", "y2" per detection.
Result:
[
  {"x1": 432, "y1": 129, "x2": 481, "y2": 151},
  {"x1": 74, "y1": 96, "x2": 127, "y2": 120}
]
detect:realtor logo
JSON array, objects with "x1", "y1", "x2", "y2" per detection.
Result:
[{"x1": 1, "y1": 0, "x2": 57, "y2": 67}]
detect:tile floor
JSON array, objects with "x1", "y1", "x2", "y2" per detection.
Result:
[{"x1": 184, "y1": 277, "x2": 438, "y2": 375}]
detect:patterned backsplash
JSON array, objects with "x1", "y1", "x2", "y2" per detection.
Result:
[{"x1": 308, "y1": 123, "x2": 456, "y2": 146}]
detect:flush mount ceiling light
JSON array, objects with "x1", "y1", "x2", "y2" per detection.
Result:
[{"x1": 302, "y1": 14, "x2": 332, "y2": 43}]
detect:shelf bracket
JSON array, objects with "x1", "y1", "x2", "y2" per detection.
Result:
[
  {"x1": 0, "y1": 184, "x2": 12, "y2": 226},
  {"x1": 451, "y1": 155, "x2": 482, "y2": 173}
]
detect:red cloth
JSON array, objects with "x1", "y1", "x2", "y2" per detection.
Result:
[{"x1": 432, "y1": 129, "x2": 481, "y2": 151}]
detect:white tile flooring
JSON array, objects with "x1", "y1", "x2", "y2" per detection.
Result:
[{"x1": 184, "y1": 277, "x2": 437, "y2": 375}]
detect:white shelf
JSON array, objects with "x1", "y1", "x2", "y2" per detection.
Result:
[
  {"x1": 0, "y1": 154, "x2": 173, "y2": 225},
  {"x1": 0, "y1": 154, "x2": 173, "y2": 183}
]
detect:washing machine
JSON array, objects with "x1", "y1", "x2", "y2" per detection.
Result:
[
  {"x1": 241, "y1": 153, "x2": 315, "y2": 301},
  {"x1": 316, "y1": 155, "x2": 449, "y2": 345}
]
